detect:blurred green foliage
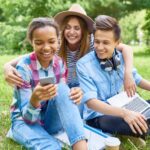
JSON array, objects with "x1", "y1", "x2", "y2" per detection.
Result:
[
  {"x1": 119, "y1": 10, "x2": 146, "y2": 44},
  {"x1": 0, "y1": 0, "x2": 150, "y2": 53},
  {"x1": 0, "y1": 22, "x2": 27, "y2": 53},
  {"x1": 142, "y1": 10, "x2": 150, "y2": 44}
]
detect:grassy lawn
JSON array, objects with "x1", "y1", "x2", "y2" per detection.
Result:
[
  {"x1": 0, "y1": 55, "x2": 25, "y2": 150},
  {"x1": 0, "y1": 50, "x2": 150, "y2": 149}
]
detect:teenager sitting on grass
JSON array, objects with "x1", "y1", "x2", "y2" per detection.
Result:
[
  {"x1": 76, "y1": 15, "x2": 150, "y2": 147},
  {"x1": 7, "y1": 17, "x2": 87, "y2": 150}
]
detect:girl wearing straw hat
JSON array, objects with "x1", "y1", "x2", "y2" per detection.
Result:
[{"x1": 54, "y1": 4, "x2": 136, "y2": 96}]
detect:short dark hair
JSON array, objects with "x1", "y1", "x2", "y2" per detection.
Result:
[
  {"x1": 27, "y1": 17, "x2": 59, "y2": 43},
  {"x1": 94, "y1": 15, "x2": 121, "y2": 41}
]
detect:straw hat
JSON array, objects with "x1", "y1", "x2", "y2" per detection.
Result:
[{"x1": 54, "y1": 4, "x2": 94, "y2": 33}]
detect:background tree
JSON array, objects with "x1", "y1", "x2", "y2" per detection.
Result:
[
  {"x1": 119, "y1": 10, "x2": 146, "y2": 44},
  {"x1": 0, "y1": 0, "x2": 150, "y2": 53},
  {"x1": 142, "y1": 10, "x2": 150, "y2": 45},
  {"x1": 84, "y1": 0, "x2": 150, "y2": 19}
]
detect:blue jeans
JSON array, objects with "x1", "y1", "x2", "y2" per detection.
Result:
[{"x1": 7, "y1": 83, "x2": 85, "y2": 150}]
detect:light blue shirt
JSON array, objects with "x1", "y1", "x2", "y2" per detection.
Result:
[{"x1": 76, "y1": 51, "x2": 142, "y2": 120}]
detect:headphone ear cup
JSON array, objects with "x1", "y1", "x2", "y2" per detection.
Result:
[
  {"x1": 100, "y1": 59, "x2": 113, "y2": 72},
  {"x1": 113, "y1": 54, "x2": 121, "y2": 70}
]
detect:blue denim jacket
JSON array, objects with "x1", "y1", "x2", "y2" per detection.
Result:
[{"x1": 76, "y1": 51, "x2": 142, "y2": 120}]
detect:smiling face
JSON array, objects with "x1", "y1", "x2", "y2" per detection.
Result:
[
  {"x1": 64, "y1": 17, "x2": 82, "y2": 50},
  {"x1": 31, "y1": 26, "x2": 58, "y2": 68},
  {"x1": 94, "y1": 29, "x2": 119, "y2": 60}
]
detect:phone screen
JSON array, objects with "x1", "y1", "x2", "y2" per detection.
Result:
[{"x1": 40, "y1": 76, "x2": 55, "y2": 85}]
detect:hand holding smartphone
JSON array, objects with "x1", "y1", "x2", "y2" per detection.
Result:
[{"x1": 39, "y1": 76, "x2": 55, "y2": 86}]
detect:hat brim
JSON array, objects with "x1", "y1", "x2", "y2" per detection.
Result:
[{"x1": 54, "y1": 11, "x2": 94, "y2": 33}]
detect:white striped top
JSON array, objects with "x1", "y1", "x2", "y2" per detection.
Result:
[{"x1": 67, "y1": 34, "x2": 94, "y2": 88}]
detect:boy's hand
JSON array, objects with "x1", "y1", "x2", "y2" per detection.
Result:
[{"x1": 123, "y1": 109, "x2": 148, "y2": 135}]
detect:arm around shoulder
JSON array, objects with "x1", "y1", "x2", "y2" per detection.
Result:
[
  {"x1": 117, "y1": 43, "x2": 136, "y2": 97},
  {"x1": 3, "y1": 54, "x2": 29, "y2": 86}
]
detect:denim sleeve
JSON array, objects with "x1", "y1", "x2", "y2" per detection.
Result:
[
  {"x1": 16, "y1": 64, "x2": 41, "y2": 123},
  {"x1": 76, "y1": 62, "x2": 98, "y2": 103},
  {"x1": 132, "y1": 68, "x2": 142, "y2": 85}
]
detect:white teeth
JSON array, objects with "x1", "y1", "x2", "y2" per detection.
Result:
[
  {"x1": 42, "y1": 52, "x2": 51, "y2": 55},
  {"x1": 68, "y1": 36, "x2": 76, "y2": 40},
  {"x1": 42, "y1": 53, "x2": 51, "y2": 57}
]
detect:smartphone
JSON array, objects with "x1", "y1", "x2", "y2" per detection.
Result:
[{"x1": 39, "y1": 76, "x2": 55, "y2": 86}]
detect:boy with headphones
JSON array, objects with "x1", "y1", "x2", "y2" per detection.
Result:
[{"x1": 76, "y1": 15, "x2": 150, "y2": 146}]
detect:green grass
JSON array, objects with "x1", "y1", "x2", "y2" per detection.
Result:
[
  {"x1": 133, "y1": 46, "x2": 150, "y2": 100},
  {"x1": 0, "y1": 50, "x2": 150, "y2": 149},
  {"x1": 0, "y1": 55, "x2": 25, "y2": 149}
]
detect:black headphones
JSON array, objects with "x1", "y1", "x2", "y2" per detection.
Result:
[{"x1": 96, "y1": 49, "x2": 121, "y2": 72}]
